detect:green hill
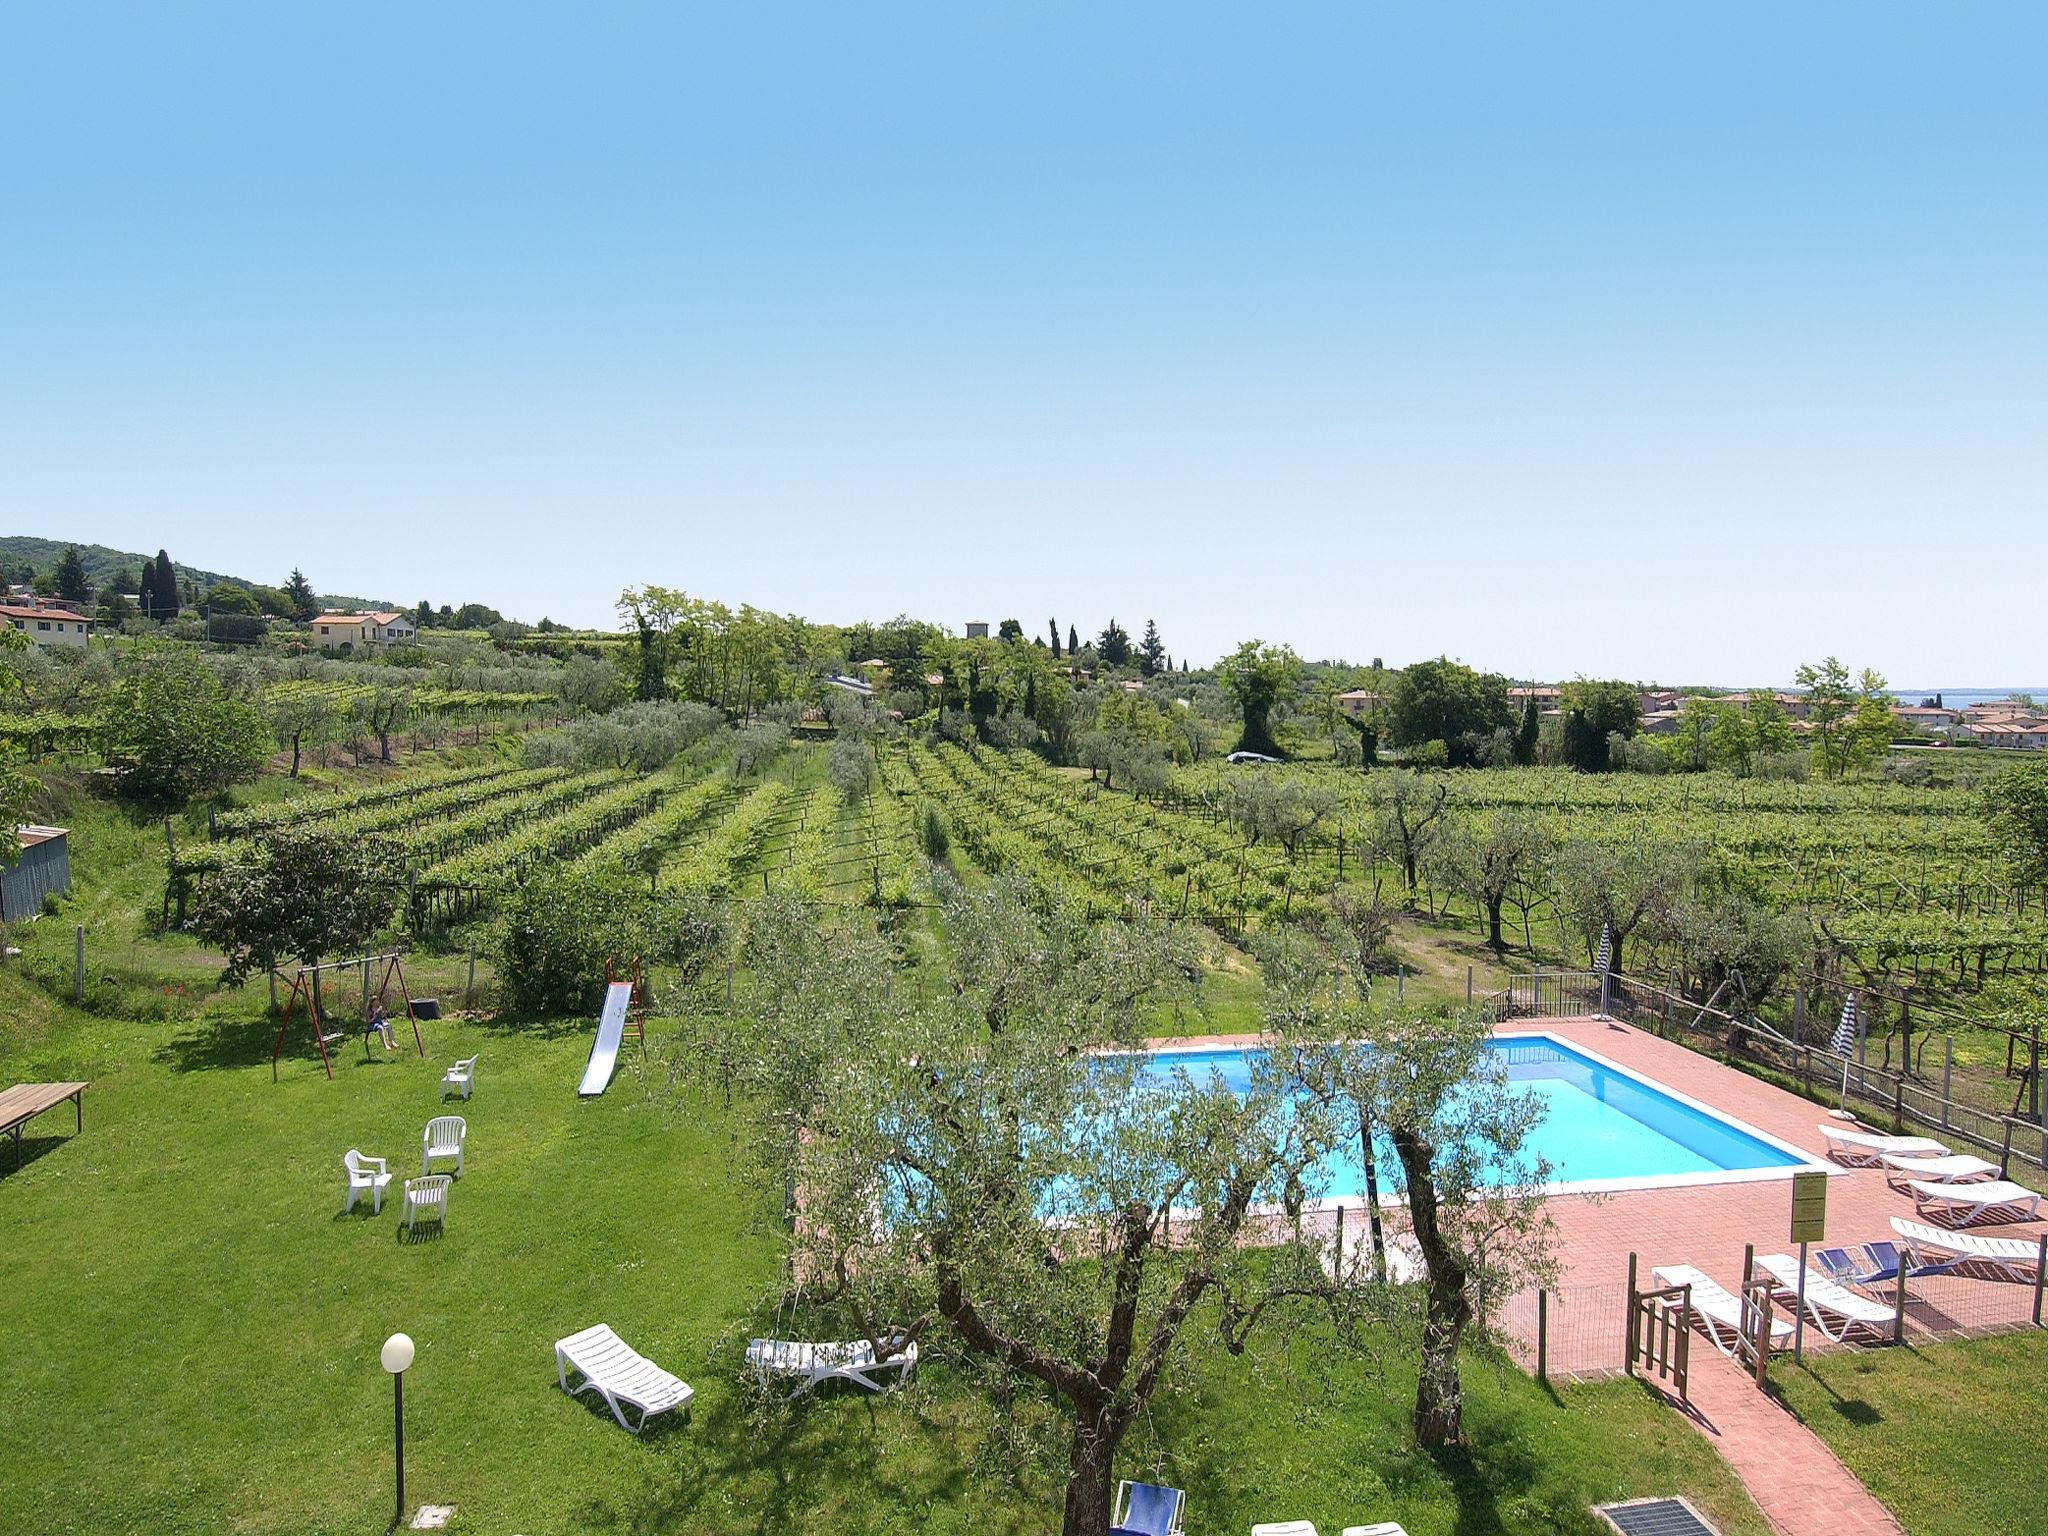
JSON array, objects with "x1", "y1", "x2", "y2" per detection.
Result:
[{"x1": 0, "y1": 534, "x2": 386, "y2": 610}]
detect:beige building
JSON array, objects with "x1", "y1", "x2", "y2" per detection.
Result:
[
  {"x1": 0, "y1": 603, "x2": 92, "y2": 649},
  {"x1": 311, "y1": 610, "x2": 418, "y2": 651}
]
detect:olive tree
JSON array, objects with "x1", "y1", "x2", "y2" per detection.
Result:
[
  {"x1": 1265, "y1": 970, "x2": 1554, "y2": 1447},
  {"x1": 193, "y1": 825, "x2": 397, "y2": 1009},
  {"x1": 1427, "y1": 810, "x2": 1552, "y2": 952},
  {"x1": 1221, "y1": 640, "x2": 1299, "y2": 759},
  {"x1": 1553, "y1": 830, "x2": 1696, "y2": 977},
  {"x1": 687, "y1": 876, "x2": 1359, "y2": 1536}
]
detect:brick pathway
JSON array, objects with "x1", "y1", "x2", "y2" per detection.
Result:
[{"x1": 1652, "y1": 1351, "x2": 1903, "y2": 1536}]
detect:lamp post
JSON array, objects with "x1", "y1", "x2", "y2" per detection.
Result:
[{"x1": 381, "y1": 1332, "x2": 414, "y2": 1525}]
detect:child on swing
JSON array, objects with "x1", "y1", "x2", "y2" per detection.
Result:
[{"x1": 367, "y1": 1001, "x2": 396, "y2": 1052}]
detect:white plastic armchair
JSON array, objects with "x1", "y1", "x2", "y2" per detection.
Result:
[
  {"x1": 421, "y1": 1116, "x2": 466, "y2": 1176},
  {"x1": 402, "y1": 1174, "x2": 451, "y2": 1234},
  {"x1": 440, "y1": 1055, "x2": 478, "y2": 1101},
  {"x1": 342, "y1": 1149, "x2": 391, "y2": 1214}
]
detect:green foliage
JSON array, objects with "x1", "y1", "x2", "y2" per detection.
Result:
[
  {"x1": 1222, "y1": 639, "x2": 1300, "y2": 759},
  {"x1": 283, "y1": 567, "x2": 318, "y2": 620},
  {"x1": 52, "y1": 545, "x2": 90, "y2": 603},
  {"x1": 489, "y1": 865, "x2": 659, "y2": 1015},
  {"x1": 1557, "y1": 678, "x2": 1639, "y2": 773},
  {"x1": 100, "y1": 648, "x2": 270, "y2": 801},
  {"x1": 1096, "y1": 618, "x2": 1131, "y2": 667},
  {"x1": 1986, "y1": 759, "x2": 2048, "y2": 888},
  {"x1": 1384, "y1": 658, "x2": 1511, "y2": 766},
  {"x1": 918, "y1": 801, "x2": 950, "y2": 860},
  {"x1": 192, "y1": 823, "x2": 398, "y2": 983}
]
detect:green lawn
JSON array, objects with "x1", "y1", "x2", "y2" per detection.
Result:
[
  {"x1": 0, "y1": 971, "x2": 1771, "y2": 1536},
  {"x1": 1770, "y1": 1332, "x2": 2048, "y2": 1536}
]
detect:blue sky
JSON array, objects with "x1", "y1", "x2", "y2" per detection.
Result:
[{"x1": 2, "y1": 4, "x2": 2042, "y2": 685}]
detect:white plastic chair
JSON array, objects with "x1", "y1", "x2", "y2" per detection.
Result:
[
  {"x1": 421, "y1": 1116, "x2": 466, "y2": 1176},
  {"x1": 439, "y1": 1055, "x2": 479, "y2": 1101},
  {"x1": 402, "y1": 1174, "x2": 451, "y2": 1234},
  {"x1": 342, "y1": 1149, "x2": 391, "y2": 1214}
]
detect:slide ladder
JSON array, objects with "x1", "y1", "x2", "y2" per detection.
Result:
[{"x1": 578, "y1": 982, "x2": 634, "y2": 1097}]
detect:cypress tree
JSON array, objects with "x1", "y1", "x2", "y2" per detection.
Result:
[
  {"x1": 1514, "y1": 695, "x2": 1540, "y2": 765},
  {"x1": 1067, "y1": 623, "x2": 1079, "y2": 656},
  {"x1": 1048, "y1": 618, "x2": 1061, "y2": 658},
  {"x1": 152, "y1": 549, "x2": 181, "y2": 620},
  {"x1": 137, "y1": 556, "x2": 156, "y2": 617}
]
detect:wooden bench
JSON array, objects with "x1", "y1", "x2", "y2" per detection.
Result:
[{"x1": 0, "y1": 1081, "x2": 88, "y2": 1170}]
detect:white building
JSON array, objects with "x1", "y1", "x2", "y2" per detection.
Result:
[
  {"x1": 311, "y1": 610, "x2": 418, "y2": 651},
  {"x1": 0, "y1": 603, "x2": 92, "y2": 649}
]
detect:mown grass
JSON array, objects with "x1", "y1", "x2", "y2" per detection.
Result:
[
  {"x1": 0, "y1": 973, "x2": 1773, "y2": 1536},
  {"x1": 1770, "y1": 1332, "x2": 2048, "y2": 1536}
]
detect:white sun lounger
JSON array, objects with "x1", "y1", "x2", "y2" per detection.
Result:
[
  {"x1": 554, "y1": 1323, "x2": 693, "y2": 1432},
  {"x1": 1753, "y1": 1253, "x2": 1898, "y2": 1343},
  {"x1": 1891, "y1": 1217, "x2": 2046, "y2": 1282},
  {"x1": 745, "y1": 1335, "x2": 919, "y2": 1397},
  {"x1": 1653, "y1": 1265, "x2": 1793, "y2": 1357},
  {"x1": 1817, "y1": 1124, "x2": 1949, "y2": 1166},
  {"x1": 1908, "y1": 1178, "x2": 2041, "y2": 1226},
  {"x1": 1879, "y1": 1151, "x2": 1998, "y2": 1190},
  {"x1": 1254, "y1": 1521, "x2": 1406, "y2": 1535}
]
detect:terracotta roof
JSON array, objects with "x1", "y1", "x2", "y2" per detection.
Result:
[
  {"x1": 0, "y1": 605, "x2": 87, "y2": 623},
  {"x1": 311, "y1": 612, "x2": 368, "y2": 626}
]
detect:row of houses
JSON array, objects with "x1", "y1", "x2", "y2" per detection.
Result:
[
  {"x1": 0, "y1": 595, "x2": 423, "y2": 654},
  {"x1": 1331, "y1": 678, "x2": 2047, "y2": 752}
]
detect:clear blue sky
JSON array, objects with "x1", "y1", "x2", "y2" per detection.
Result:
[{"x1": 2, "y1": 4, "x2": 2042, "y2": 685}]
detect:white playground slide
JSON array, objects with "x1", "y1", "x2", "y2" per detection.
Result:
[{"x1": 578, "y1": 982, "x2": 634, "y2": 1097}]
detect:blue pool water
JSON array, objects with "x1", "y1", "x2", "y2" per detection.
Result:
[{"x1": 1134, "y1": 1036, "x2": 1807, "y2": 1193}]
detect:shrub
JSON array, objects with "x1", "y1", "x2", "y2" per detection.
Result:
[
  {"x1": 100, "y1": 649, "x2": 270, "y2": 802},
  {"x1": 490, "y1": 867, "x2": 656, "y2": 1016},
  {"x1": 919, "y1": 804, "x2": 950, "y2": 861}
]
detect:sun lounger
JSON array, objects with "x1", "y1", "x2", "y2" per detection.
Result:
[
  {"x1": 1754, "y1": 1253, "x2": 1898, "y2": 1342},
  {"x1": 1112, "y1": 1480, "x2": 1186, "y2": 1536},
  {"x1": 1652, "y1": 1264, "x2": 1793, "y2": 1357},
  {"x1": 1908, "y1": 1178, "x2": 2041, "y2": 1226},
  {"x1": 554, "y1": 1323, "x2": 693, "y2": 1433},
  {"x1": 1817, "y1": 1124, "x2": 1949, "y2": 1166},
  {"x1": 745, "y1": 1335, "x2": 918, "y2": 1396},
  {"x1": 1813, "y1": 1241, "x2": 1961, "y2": 1286},
  {"x1": 1341, "y1": 1527, "x2": 1408, "y2": 1536},
  {"x1": 1892, "y1": 1217, "x2": 2046, "y2": 1281},
  {"x1": 1879, "y1": 1151, "x2": 1998, "y2": 1190},
  {"x1": 1253, "y1": 1522, "x2": 1406, "y2": 1536}
]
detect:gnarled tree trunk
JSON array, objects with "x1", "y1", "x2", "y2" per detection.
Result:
[{"x1": 1389, "y1": 1121, "x2": 1471, "y2": 1447}]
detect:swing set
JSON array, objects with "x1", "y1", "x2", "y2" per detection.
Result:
[{"x1": 271, "y1": 950, "x2": 424, "y2": 1081}]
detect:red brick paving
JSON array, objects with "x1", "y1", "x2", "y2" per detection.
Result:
[{"x1": 1660, "y1": 1352, "x2": 1904, "y2": 1536}]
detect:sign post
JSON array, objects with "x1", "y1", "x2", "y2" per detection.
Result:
[{"x1": 1788, "y1": 1170, "x2": 1828, "y2": 1362}]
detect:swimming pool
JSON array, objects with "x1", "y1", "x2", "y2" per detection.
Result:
[{"x1": 1133, "y1": 1032, "x2": 1826, "y2": 1196}]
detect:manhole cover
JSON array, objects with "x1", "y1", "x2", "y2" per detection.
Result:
[
  {"x1": 409, "y1": 1505, "x2": 456, "y2": 1530},
  {"x1": 1594, "y1": 1498, "x2": 1720, "y2": 1536}
]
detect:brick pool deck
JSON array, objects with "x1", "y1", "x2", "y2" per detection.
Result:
[
  {"x1": 1493, "y1": 1016, "x2": 2035, "y2": 1536},
  {"x1": 1491, "y1": 1015, "x2": 2042, "y2": 1366},
  {"x1": 1164, "y1": 1017, "x2": 2043, "y2": 1536}
]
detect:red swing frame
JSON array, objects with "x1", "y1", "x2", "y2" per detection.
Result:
[{"x1": 271, "y1": 952, "x2": 425, "y2": 1081}]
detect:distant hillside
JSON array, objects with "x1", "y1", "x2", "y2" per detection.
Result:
[{"x1": 0, "y1": 534, "x2": 386, "y2": 611}]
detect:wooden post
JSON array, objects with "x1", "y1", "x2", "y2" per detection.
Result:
[
  {"x1": 463, "y1": 945, "x2": 476, "y2": 1008},
  {"x1": 1466, "y1": 966, "x2": 1473, "y2": 1006},
  {"x1": 1942, "y1": 1036, "x2": 1953, "y2": 1131},
  {"x1": 1537, "y1": 1289, "x2": 1549, "y2": 1384},
  {"x1": 2034, "y1": 1234, "x2": 2046, "y2": 1329},
  {"x1": 1893, "y1": 1260, "x2": 1910, "y2": 1344},
  {"x1": 1625, "y1": 1252, "x2": 1638, "y2": 1375},
  {"x1": 1892, "y1": 1077, "x2": 1904, "y2": 1135},
  {"x1": 2002, "y1": 1119, "x2": 2015, "y2": 1180}
]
